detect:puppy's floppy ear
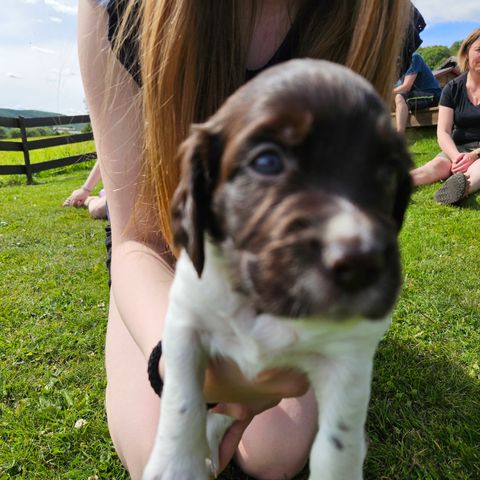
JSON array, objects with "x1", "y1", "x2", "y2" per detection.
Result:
[
  {"x1": 171, "y1": 124, "x2": 222, "y2": 277},
  {"x1": 393, "y1": 163, "x2": 412, "y2": 231},
  {"x1": 391, "y1": 130, "x2": 413, "y2": 232},
  {"x1": 376, "y1": 114, "x2": 413, "y2": 231}
]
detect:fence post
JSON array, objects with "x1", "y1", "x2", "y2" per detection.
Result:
[{"x1": 18, "y1": 116, "x2": 33, "y2": 184}]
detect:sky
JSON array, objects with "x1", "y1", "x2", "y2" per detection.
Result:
[{"x1": 0, "y1": 0, "x2": 479, "y2": 116}]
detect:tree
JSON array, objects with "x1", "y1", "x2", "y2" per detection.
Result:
[
  {"x1": 449, "y1": 41, "x2": 462, "y2": 56},
  {"x1": 81, "y1": 123, "x2": 92, "y2": 134},
  {"x1": 0, "y1": 127, "x2": 8, "y2": 139},
  {"x1": 417, "y1": 45, "x2": 451, "y2": 70}
]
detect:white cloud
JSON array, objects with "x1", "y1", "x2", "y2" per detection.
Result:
[
  {"x1": 1, "y1": 5, "x2": 35, "y2": 41},
  {"x1": 62, "y1": 67, "x2": 76, "y2": 76},
  {"x1": 6, "y1": 72, "x2": 24, "y2": 79},
  {"x1": 31, "y1": 45, "x2": 58, "y2": 55},
  {"x1": 0, "y1": 42, "x2": 85, "y2": 114},
  {"x1": 44, "y1": 0, "x2": 77, "y2": 16},
  {"x1": 414, "y1": 0, "x2": 480, "y2": 24},
  {"x1": 0, "y1": 0, "x2": 83, "y2": 114}
]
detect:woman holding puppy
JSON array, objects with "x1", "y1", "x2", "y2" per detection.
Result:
[{"x1": 79, "y1": 1, "x2": 413, "y2": 478}]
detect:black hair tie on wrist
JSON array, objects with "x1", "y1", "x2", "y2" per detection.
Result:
[
  {"x1": 147, "y1": 339, "x2": 218, "y2": 409},
  {"x1": 148, "y1": 340, "x2": 164, "y2": 397}
]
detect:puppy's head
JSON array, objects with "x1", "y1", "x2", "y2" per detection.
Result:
[{"x1": 172, "y1": 59, "x2": 412, "y2": 320}]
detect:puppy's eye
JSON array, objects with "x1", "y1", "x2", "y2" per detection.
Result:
[{"x1": 250, "y1": 151, "x2": 285, "y2": 175}]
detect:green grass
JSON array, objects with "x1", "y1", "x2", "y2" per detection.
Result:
[{"x1": 1, "y1": 129, "x2": 479, "y2": 479}]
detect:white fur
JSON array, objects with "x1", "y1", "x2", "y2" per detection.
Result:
[{"x1": 143, "y1": 241, "x2": 390, "y2": 480}]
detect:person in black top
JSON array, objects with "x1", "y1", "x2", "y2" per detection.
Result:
[
  {"x1": 79, "y1": 1, "x2": 421, "y2": 478},
  {"x1": 411, "y1": 27, "x2": 480, "y2": 205}
]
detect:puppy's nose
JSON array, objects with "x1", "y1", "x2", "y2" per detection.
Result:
[{"x1": 323, "y1": 242, "x2": 384, "y2": 291}]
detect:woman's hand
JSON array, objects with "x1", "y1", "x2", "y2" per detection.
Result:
[
  {"x1": 159, "y1": 355, "x2": 310, "y2": 471},
  {"x1": 205, "y1": 359, "x2": 310, "y2": 472},
  {"x1": 204, "y1": 357, "x2": 310, "y2": 404},
  {"x1": 451, "y1": 152, "x2": 476, "y2": 174},
  {"x1": 63, "y1": 187, "x2": 90, "y2": 207}
]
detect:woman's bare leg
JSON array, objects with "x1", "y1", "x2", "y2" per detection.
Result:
[
  {"x1": 394, "y1": 94, "x2": 409, "y2": 133},
  {"x1": 235, "y1": 391, "x2": 318, "y2": 480},
  {"x1": 86, "y1": 196, "x2": 107, "y2": 219},
  {"x1": 105, "y1": 292, "x2": 160, "y2": 480},
  {"x1": 465, "y1": 158, "x2": 480, "y2": 195},
  {"x1": 410, "y1": 155, "x2": 452, "y2": 186}
]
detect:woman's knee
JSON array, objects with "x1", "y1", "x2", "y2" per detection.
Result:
[
  {"x1": 238, "y1": 461, "x2": 307, "y2": 480},
  {"x1": 235, "y1": 425, "x2": 310, "y2": 480},
  {"x1": 235, "y1": 393, "x2": 317, "y2": 480},
  {"x1": 432, "y1": 156, "x2": 452, "y2": 177},
  {"x1": 236, "y1": 453, "x2": 308, "y2": 480}
]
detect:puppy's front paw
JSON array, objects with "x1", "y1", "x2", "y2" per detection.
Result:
[
  {"x1": 206, "y1": 412, "x2": 235, "y2": 477},
  {"x1": 142, "y1": 457, "x2": 210, "y2": 480}
]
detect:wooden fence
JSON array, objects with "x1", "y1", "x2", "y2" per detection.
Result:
[{"x1": 0, "y1": 115, "x2": 96, "y2": 184}]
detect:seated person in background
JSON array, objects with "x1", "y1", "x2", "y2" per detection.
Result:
[
  {"x1": 63, "y1": 160, "x2": 108, "y2": 219},
  {"x1": 394, "y1": 52, "x2": 442, "y2": 133},
  {"x1": 410, "y1": 28, "x2": 480, "y2": 205}
]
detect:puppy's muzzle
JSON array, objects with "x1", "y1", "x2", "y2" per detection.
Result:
[
  {"x1": 322, "y1": 237, "x2": 385, "y2": 293},
  {"x1": 234, "y1": 194, "x2": 400, "y2": 320},
  {"x1": 319, "y1": 205, "x2": 391, "y2": 293}
]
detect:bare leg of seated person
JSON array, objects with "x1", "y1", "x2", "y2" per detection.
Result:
[
  {"x1": 410, "y1": 155, "x2": 452, "y2": 187},
  {"x1": 394, "y1": 94, "x2": 409, "y2": 134},
  {"x1": 235, "y1": 392, "x2": 318, "y2": 480},
  {"x1": 465, "y1": 159, "x2": 480, "y2": 196},
  {"x1": 84, "y1": 195, "x2": 107, "y2": 219},
  {"x1": 434, "y1": 158, "x2": 480, "y2": 205}
]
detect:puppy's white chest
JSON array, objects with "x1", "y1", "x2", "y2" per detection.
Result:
[{"x1": 170, "y1": 247, "x2": 389, "y2": 379}]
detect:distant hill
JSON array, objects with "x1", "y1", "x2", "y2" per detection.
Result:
[
  {"x1": 0, "y1": 108, "x2": 63, "y2": 119},
  {"x1": 0, "y1": 109, "x2": 90, "y2": 136}
]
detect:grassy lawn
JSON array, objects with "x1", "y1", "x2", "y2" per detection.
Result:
[
  {"x1": 1, "y1": 129, "x2": 479, "y2": 479},
  {"x1": 0, "y1": 138, "x2": 96, "y2": 188}
]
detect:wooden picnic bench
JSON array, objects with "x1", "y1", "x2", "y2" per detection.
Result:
[{"x1": 391, "y1": 106, "x2": 439, "y2": 129}]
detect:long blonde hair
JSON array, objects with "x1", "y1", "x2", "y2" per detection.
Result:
[
  {"x1": 112, "y1": 0, "x2": 409, "y2": 250},
  {"x1": 457, "y1": 27, "x2": 480, "y2": 72}
]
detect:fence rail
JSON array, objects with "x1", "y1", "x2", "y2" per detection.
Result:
[{"x1": 0, "y1": 114, "x2": 96, "y2": 184}]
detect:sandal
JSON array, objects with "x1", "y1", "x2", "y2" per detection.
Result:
[{"x1": 434, "y1": 173, "x2": 468, "y2": 205}]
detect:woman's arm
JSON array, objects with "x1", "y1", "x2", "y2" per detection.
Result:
[
  {"x1": 436, "y1": 106, "x2": 459, "y2": 161},
  {"x1": 81, "y1": 159, "x2": 102, "y2": 192},
  {"x1": 393, "y1": 73, "x2": 416, "y2": 94},
  {"x1": 78, "y1": 0, "x2": 172, "y2": 358},
  {"x1": 63, "y1": 159, "x2": 102, "y2": 206}
]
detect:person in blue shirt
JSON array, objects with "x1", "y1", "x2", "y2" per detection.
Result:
[{"x1": 394, "y1": 52, "x2": 442, "y2": 132}]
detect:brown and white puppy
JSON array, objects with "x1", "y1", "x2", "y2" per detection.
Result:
[{"x1": 143, "y1": 59, "x2": 412, "y2": 480}]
